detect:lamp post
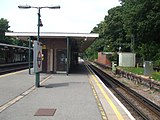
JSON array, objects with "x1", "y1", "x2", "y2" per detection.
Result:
[
  {"x1": 28, "y1": 36, "x2": 32, "y2": 75},
  {"x1": 18, "y1": 5, "x2": 60, "y2": 87}
]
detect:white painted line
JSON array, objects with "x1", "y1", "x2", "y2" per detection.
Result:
[
  {"x1": 40, "y1": 75, "x2": 52, "y2": 84},
  {"x1": 0, "y1": 95, "x2": 23, "y2": 113},
  {"x1": 0, "y1": 74, "x2": 52, "y2": 113},
  {"x1": 21, "y1": 86, "x2": 35, "y2": 96}
]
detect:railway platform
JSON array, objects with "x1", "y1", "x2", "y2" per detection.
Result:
[{"x1": 0, "y1": 61, "x2": 135, "y2": 120}]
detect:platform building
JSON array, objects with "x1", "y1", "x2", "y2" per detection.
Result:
[{"x1": 5, "y1": 32, "x2": 99, "y2": 74}]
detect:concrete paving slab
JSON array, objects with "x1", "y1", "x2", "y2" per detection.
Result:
[
  {"x1": 0, "y1": 69, "x2": 50, "y2": 106},
  {"x1": 0, "y1": 64, "x2": 102, "y2": 120}
]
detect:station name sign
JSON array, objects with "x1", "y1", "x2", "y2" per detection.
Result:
[{"x1": 34, "y1": 41, "x2": 42, "y2": 73}]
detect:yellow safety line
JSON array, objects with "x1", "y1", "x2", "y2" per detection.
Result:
[
  {"x1": 88, "y1": 73, "x2": 108, "y2": 120},
  {"x1": 85, "y1": 64, "x2": 124, "y2": 120},
  {"x1": 0, "y1": 69, "x2": 28, "y2": 78}
]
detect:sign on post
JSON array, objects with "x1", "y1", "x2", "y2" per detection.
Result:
[{"x1": 34, "y1": 41, "x2": 42, "y2": 73}]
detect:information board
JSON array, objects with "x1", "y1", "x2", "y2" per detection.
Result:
[{"x1": 33, "y1": 41, "x2": 42, "y2": 73}]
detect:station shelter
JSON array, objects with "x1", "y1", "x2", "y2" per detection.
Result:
[{"x1": 5, "y1": 32, "x2": 99, "y2": 74}]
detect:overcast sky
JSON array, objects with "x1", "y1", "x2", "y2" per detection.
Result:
[{"x1": 0, "y1": 0, "x2": 120, "y2": 33}]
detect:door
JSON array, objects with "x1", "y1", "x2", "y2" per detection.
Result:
[
  {"x1": 56, "y1": 49, "x2": 67, "y2": 71},
  {"x1": 42, "y1": 49, "x2": 48, "y2": 73}
]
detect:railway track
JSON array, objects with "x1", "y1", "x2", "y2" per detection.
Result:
[
  {"x1": 0, "y1": 62, "x2": 33, "y2": 74},
  {"x1": 87, "y1": 62, "x2": 160, "y2": 120}
]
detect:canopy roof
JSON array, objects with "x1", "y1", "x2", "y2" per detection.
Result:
[{"x1": 5, "y1": 32, "x2": 99, "y2": 52}]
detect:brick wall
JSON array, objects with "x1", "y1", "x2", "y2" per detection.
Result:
[{"x1": 97, "y1": 52, "x2": 111, "y2": 66}]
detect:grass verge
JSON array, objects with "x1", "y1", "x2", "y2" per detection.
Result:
[{"x1": 119, "y1": 67, "x2": 160, "y2": 81}]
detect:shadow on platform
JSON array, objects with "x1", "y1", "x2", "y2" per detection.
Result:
[
  {"x1": 42, "y1": 83, "x2": 69, "y2": 88},
  {"x1": 70, "y1": 62, "x2": 88, "y2": 75}
]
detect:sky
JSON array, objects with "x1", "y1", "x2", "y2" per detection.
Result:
[{"x1": 0, "y1": 0, "x2": 120, "y2": 33}]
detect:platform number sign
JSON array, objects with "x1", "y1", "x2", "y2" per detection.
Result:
[{"x1": 34, "y1": 41, "x2": 42, "y2": 73}]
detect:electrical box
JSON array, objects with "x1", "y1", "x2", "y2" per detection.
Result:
[
  {"x1": 143, "y1": 61, "x2": 153, "y2": 76},
  {"x1": 112, "y1": 61, "x2": 116, "y2": 73},
  {"x1": 119, "y1": 52, "x2": 136, "y2": 67}
]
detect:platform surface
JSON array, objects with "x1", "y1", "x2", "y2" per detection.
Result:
[
  {"x1": 0, "y1": 64, "x2": 101, "y2": 120},
  {"x1": 0, "y1": 62, "x2": 134, "y2": 120}
]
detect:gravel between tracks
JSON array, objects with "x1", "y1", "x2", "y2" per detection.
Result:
[{"x1": 105, "y1": 70, "x2": 160, "y2": 107}]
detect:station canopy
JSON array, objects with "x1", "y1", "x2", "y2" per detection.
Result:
[{"x1": 5, "y1": 32, "x2": 99, "y2": 52}]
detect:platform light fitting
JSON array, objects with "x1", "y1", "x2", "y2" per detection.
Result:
[{"x1": 18, "y1": 5, "x2": 60, "y2": 9}]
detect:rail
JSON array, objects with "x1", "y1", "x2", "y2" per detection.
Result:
[
  {"x1": 87, "y1": 62, "x2": 160, "y2": 120},
  {"x1": 93, "y1": 61, "x2": 160, "y2": 91},
  {"x1": 0, "y1": 62, "x2": 33, "y2": 74}
]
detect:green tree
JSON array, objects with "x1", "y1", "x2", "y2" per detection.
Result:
[
  {"x1": 121, "y1": 0, "x2": 160, "y2": 61},
  {"x1": 85, "y1": 6, "x2": 127, "y2": 60},
  {"x1": 0, "y1": 18, "x2": 29, "y2": 47},
  {"x1": 0, "y1": 18, "x2": 11, "y2": 43},
  {"x1": 105, "y1": 6, "x2": 129, "y2": 52},
  {"x1": 86, "y1": 0, "x2": 160, "y2": 65}
]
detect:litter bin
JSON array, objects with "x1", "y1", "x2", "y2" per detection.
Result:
[{"x1": 143, "y1": 61, "x2": 153, "y2": 76}]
